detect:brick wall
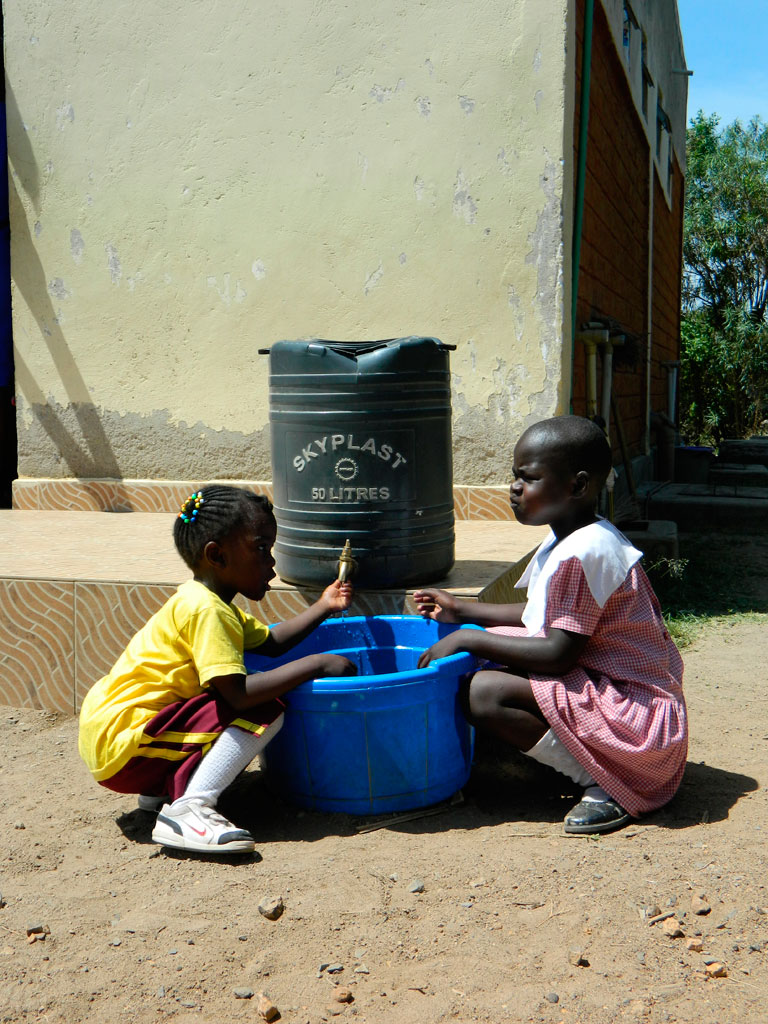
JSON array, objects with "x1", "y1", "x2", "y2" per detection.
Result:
[
  {"x1": 572, "y1": 0, "x2": 684, "y2": 461},
  {"x1": 651, "y1": 155, "x2": 685, "y2": 420}
]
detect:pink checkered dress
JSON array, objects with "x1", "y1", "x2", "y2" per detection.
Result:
[{"x1": 493, "y1": 557, "x2": 687, "y2": 816}]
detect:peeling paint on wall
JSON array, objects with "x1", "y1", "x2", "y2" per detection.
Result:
[
  {"x1": 15, "y1": 395, "x2": 273, "y2": 479},
  {"x1": 452, "y1": 171, "x2": 477, "y2": 224},
  {"x1": 70, "y1": 228, "x2": 84, "y2": 265},
  {"x1": 524, "y1": 159, "x2": 564, "y2": 419},
  {"x1": 207, "y1": 274, "x2": 247, "y2": 306},
  {"x1": 104, "y1": 244, "x2": 121, "y2": 285},
  {"x1": 55, "y1": 103, "x2": 74, "y2": 130},
  {"x1": 47, "y1": 279, "x2": 71, "y2": 300},
  {"x1": 497, "y1": 148, "x2": 518, "y2": 176},
  {"x1": 363, "y1": 262, "x2": 383, "y2": 295},
  {"x1": 369, "y1": 80, "x2": 405, "y2": 103},
  {"x1": 451, "y1": 357, "x2": 534, "y2": 483},
  {"x1": 507, "y1": 285, "x2": 525, "y2": 342}
]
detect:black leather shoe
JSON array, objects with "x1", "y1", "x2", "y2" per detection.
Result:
[{"x1": 564, "y1": 797, "x2": 632, "y2": 835}]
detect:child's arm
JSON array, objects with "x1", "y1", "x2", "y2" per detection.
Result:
[
  {"x1": 413, "y1": 588, "x2": 525, "y2": 628},
  {"x1": 210, "y1": 651, "x2": 356, "y2": 710},
  {"x1": 417, "y1": 624, "x2": 589, "y2": 676},
  {"x1": 252, "y1": 580, "x2": 353, "y2": 657}
]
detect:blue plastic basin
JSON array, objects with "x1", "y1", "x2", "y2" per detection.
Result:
[{"x1": 244, "y1": 615, "x2": 479, "y2": 815}]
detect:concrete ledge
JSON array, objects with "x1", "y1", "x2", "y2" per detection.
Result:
[
  {"x1": 641, "y1": 482, "x2": 768, "y2": 532},
  {"x1": 718, "y1": 438, "x2": 768, "y2": 468},
  {"x1": 0, "y1": 510, "x2": 547, "y2": 715},
  {"x1": 709, "y1": 463, "x2": 768, "y2": 489}
]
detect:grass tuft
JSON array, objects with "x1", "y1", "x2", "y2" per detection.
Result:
[{"x1": 645, "y1": 532, "x2": 768, "y2": 648}]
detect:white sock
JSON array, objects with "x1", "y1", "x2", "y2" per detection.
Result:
[
  {"x1": 582, "y1": 784, "x2": 611, "y2": 803},
  {"x1": 171, "y1": 715, "x2": 284, "y2": 811},
  {"x1": 523, "y1": 729, "x2": 595, "y2": 788}
]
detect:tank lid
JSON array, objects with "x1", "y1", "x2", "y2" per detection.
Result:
[{"x1": 259, "y1": 336, "x2": 456, "y2": 357}]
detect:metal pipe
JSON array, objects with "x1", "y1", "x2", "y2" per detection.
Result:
[
  {"x1": 662, "y1": 359, "x2": 680, "y2": 425},
  {"x1": 600, "y1": 344, "x2": 613, "y2": 435},
  {"x1": 600, "y1": 334, "x2": 624, "y2": 441},
  {"x1": 576, "y1": 326, "x2": 608, "y2": 420},
  {"x1": 570, "y1": 0, "x2": 595, "y2": 410},
  {"x1": 645, "y1": 147, "x2": 655, "y2": 455}
]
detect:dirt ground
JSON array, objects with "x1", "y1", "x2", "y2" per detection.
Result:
[{"x1": 2, "y1": 540, "x2": 768, "y2": 1024}]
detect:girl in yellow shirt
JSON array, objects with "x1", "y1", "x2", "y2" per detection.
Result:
[{"x1": 79, "y1": 485, "x2": 354, "y2": 854}]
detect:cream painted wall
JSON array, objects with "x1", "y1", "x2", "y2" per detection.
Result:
[{"x1": 4, "y1": 0, "x2": 570, "y2": 485}]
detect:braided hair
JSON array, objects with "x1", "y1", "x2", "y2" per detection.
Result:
[{"x1": 173, "y1": 485, "x2": 274, "y2": 569}]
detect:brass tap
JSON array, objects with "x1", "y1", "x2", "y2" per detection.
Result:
[{"x1": 336, "y1": 539, "x2": 357, "y2": 583}]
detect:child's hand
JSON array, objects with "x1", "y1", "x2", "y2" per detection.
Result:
[
  {"x1": 417, "y1": 631, "x2": 463, "y2": 668},
  {"x1": 315, "y1": 653, "x2": 357, "y2": 677},
  {"x1": 413, "y1": 588, "x2": 460, "y2": 622},
  {"x1": 320, "y1": 580, "x2": 353, "y2": 613}
]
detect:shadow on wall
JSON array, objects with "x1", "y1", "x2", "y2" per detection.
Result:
[
  {"x1": 13, "y1": 394, "x2": 273, "y2": 481},
  {"x1": 5, "y1": 79, "x2": 128, "y2": 496},
  {"x1": 5, "y1": 80, "x2": 273, "y2": 487}
]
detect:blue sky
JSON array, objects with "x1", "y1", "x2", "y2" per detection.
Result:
[{"x1": 677, "y1": 0, "x2": 768, "y2": 127}]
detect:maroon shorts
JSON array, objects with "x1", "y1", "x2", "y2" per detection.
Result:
[{"x1": 100, "y1": 691, "x2": 284, "y2": 802}]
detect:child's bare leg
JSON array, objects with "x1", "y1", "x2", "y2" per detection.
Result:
[
  {"x1": 467, "y1": 671, "x2": 591, "y2": 785},
  {"x1": 467, "y1": 669, "x2": 630, "y2": 834},
  {"x1": 465, "y1": 669, "x2": 549, "y2": 751}
]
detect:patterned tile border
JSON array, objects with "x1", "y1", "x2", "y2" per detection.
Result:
[
  {"x1": 467, "y1": 485, "x2": 515, "y2": 521},
  {"x1": 453, "y1": 485, "x2": 470, "y2": 521},
  {"x1": 0, "y1": 577, "x2": 482, "y2": 715},
  {"x1": 13, "y1": 478, "x2": 511, "y2": 520},
  {"x1": 0, "y1": 579, "x2": 75, "y2": 714},
  {"x1": 12, "y1": 478, "x2": 275, "y2": 513}
]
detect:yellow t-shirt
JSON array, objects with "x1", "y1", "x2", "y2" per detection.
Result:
[{"x1": 78, "y1": 580, "x2": 270, "y2": 781}]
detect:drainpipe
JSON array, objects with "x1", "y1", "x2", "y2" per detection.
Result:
[
  {"x1": 644, "y1": 147, "x2": 654, "y2": 454},
  {"x1": 600, "y1": 339, "x2": 613, "y2": 434},
  {"x1": 570, "y1": 0, "x2": 594, "y2": 410},
  {"x1": 600, "y1": 333, "x2": 625, "y2": 441},
  {"x1": 577, "y1": 325, "x2": 608, "y2": 420},
  {"x1": 662, "y1": 359, "x2": 679, "y2": 425}
]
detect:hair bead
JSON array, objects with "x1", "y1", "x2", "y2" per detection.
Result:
[
  {"x1": 172, "y1": 484, "x2": 273, "y2": 569},
  {"x1": 178, "y1": 490, "x2": 206, "y2": 523}
]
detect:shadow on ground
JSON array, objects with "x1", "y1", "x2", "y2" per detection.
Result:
[{"x1": 116, "y1": 740, "x2": 756, "y2": 851}]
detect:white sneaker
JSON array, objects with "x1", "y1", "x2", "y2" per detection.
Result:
[
  {"x1": 137, "y1": 794, "x2": 165, "y2": 812},
  {"x1": 151, "y1": 798, "x2": 256, "y2": 854}
]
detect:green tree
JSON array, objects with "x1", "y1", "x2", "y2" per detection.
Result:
[
  {"x1": 681, "y1": 113, "x2": 768, "y2": 442},
  {"x1": 680, "y1": 307, "x2": 768, "y2": 443}
]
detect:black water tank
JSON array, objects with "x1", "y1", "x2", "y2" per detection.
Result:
[{"x1": 262, "y1": 336, "x2": 455, "y2": 588}]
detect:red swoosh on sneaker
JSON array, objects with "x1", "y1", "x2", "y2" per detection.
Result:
[{"x1": 188, "y1": 824, "x2": 207, "y2": 836}]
